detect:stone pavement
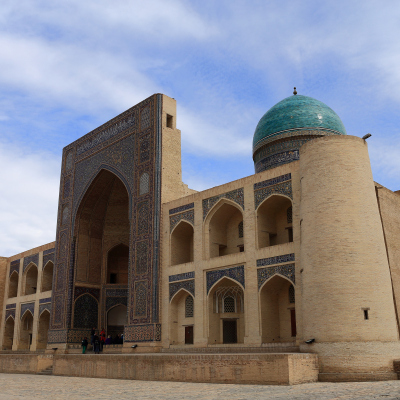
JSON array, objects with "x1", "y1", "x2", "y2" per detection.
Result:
[{"x1": 0, "y1": 374, "x2": 400, "y2": 400}]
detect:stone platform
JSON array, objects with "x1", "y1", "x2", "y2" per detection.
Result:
[{"x1": 0, "y1": 352, "x2": 319, "y2": 385}]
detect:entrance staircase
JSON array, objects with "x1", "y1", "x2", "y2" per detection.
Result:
[{"x1": 37, "y1": 366, "x2": 53, "y2": 376}]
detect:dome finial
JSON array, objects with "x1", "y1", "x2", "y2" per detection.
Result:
[{"x1": 293, "y1": 87, "x2": 297, "y2": 95}]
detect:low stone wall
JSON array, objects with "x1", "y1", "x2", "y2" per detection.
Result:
[
  {"x1": 53, "y1": 353, "x2": 319, "y2": 385},
  {"x1": 0, "y1": 354, "x2": 53, "y2": 374}
]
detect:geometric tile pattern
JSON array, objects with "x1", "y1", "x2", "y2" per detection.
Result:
[
  {"x1": 203, "y1": 188, "x2": 244, "y2": 220},
  {"x1": 254, "y1": 173, "x2": 292, "y2": 191},
  {"x1": 124, "y1": 323, "x2": 161, "y2": 342},
  {"x1": 169, "y1": 203, "x2": 194, "y2": 215},
  {"x1": 287, "y1": 206, "x2": 293, "y2": 224},
  {"x1": 169, "y1": 279, "x2": 195, "y2": 301},
  {"x1": 39, "y1": 303, "x2": 52, "y2": 316},
  {"x1": 257, "y1": 263, "x2": 295, "y2": 290},
  {"x1": 9, "y1": 260, "x2": 20, "y2": 276},
  {"x1": 170, "y1": 209, "x2": 194, "y2": 232},
  {"x1": 255, "y1": 150, "x2": 300, "y2": 173},
  {"x1": 21, "y1": 302, "x2": 35, "y2": 318},
  {"x1": 6, "y1": 304, "x2": 16, "y2": 309},
  {"x1": 106, "y1": 296, "x2": 128, "y2": 311},
  {"x1": 169, "y1": 271, "x2": 195, "y2": 282},
  {"x1": 5, "y1": 309, "x2": 15, "y2": 321},
  {"x1": 254, "y1": 180, "x2": 292, "y2": 209},
  {"x1": 73, "y1": 294, "x2": 98, "y2": 329},
  {"x1": 47, "y1": 329, "x2": 68, "y2": 344},
  {"x1": 256, "y1": 253, "x2": 295, "y2": 267},
  {"x1": 39, "y1": 297, "x2": 52, "y2": 304},
  {"x1": 74, "y1": 287, "x2": 100, "y2": 301},
  {"x1": 43, "y1": 249, "x2": 55, "y2": 269},
  {"x1": 206, "y1": 265, "x2": 245, "y2": 293},
  {"x1": 23, "y1": 254, "x2": 39, "y2": 272}
]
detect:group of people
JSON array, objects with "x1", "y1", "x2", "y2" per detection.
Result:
[{"x1": 81, "y1": 328, "x2": 124, "y2": 354}]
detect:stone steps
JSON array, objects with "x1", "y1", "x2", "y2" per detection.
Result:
[{"x1": 37, "y1": 366, "x2": 53, "y2": 376}]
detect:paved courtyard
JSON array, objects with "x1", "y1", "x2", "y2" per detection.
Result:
[{"x1": 0, "y1": 374, "x2": 400, "y2": 399}]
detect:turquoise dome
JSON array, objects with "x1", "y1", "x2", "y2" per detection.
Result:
[
  {"x1": 253, "y1": 95, "x2": 346, "y2": 153},
  {"x1": 252, "y1": 94, "x2": 347, "y2": 173}
]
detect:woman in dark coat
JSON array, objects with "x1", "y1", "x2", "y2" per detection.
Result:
[{"x1": 93, "y1": 335, "x2": 100, "y2": 354}]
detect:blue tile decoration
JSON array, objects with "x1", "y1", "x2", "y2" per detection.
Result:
[
  {"x1": 206, "y1": 265, "x2": 245, "y2": 293},
  {"x1": 62, "y1": 205, "x2": 70, "y2": 225},
  {"x1": 136, "y1": 240, "x2": 149, "y2": 275},
  {"x1": 5, "y1": 309, "x2": 15, "y2": 321},
  {"x1": 169, "y1": 203, "x2": 194, "y2": 215},
  {"x1": 9, "y1": 260, "x2": 19, "y2": 276},
  {"x1": 133, "y1": 281, "x2": 148, "y2": 317},
  {"x1": 39, "y1": 297, "x2": 52, "y2": 304},
  {"x1": 43, "y1": 249, "x2": 55, "y2": 269},
  {"x1": 74, "y1": 287, "x2": 100, "y2": 301},
  {"x1": 203, "y1": 188, "x2": 244, "y2": 220},
  {"x1": 140, "y1": 105, "x2": 151, "y2": 130},
  {"x1": 254, "y1": 180, "x2": 292, "y2": 209},
  {"x1": 65, "y1": 151, "x2": 74, "y2": 172},
  {"x1": 106, "y1": 296, "x2": 128, "y2": 311},
  {"x1": 39, "y1": 303, "x2": 52, "y2": 316},
  {"x1": 256, "y1": 253, "x2": 295, "y2": 267},
  {"x1": 6, "y1": 303, "x2": 16, "y2": 310},
  {"x1": 139, "y1": 172, "x2": 150, "y2": 195},
  {"x1": 287, "y1": 206, "x2": 293, "y2": 223},
  {"x1": 257, "y1": 263, "x2": 295, "y2": 289},
  {"x1": 63, "y1": 176, "x2": 71, "y2": 199},
  {"x1": 253, "y1": 95, "x2": 346, "y2": 173},
  {"x1": 139, "y1": 133, "x2": 151, "y2": 163},
  {"x1": 73, "y1": 294, "x2": 98, "y2": 329},
  {"x1": 124, "y1": 323, "x2": 161, "y2": 342},
  {"x1": 254, "y1": 173, "x2": 291, "y2": 191},
  {"x1": 43, "y1": 248, "x2": 55, "y2": 255},
  {"x1": 170, "y1": 209, "x2": 194, "y2": 232},
  {"x1": 47, "y1": 329, "x2": 68, "y2": 344},
  {"x1": 169, "y1": 279, "x2": 195, "y2": 300},
  {"x1": 238, "y1": 221, "x2": 244, "y2": 238},
  {"x1": 21, "y1": 302, "x2": 35, "y2": 319},
  {"x1": 169, "y1": 271, "x2": 195, "y2": 282},
  {"x1": 105, "y1": 288, "x2": 128, "y2": 297},
  {"x1": 23, "y1": 253, "x2": 39, "y2": 272}
]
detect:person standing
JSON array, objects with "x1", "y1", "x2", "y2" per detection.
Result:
[
  {"x1": 93, "y1": 335, "x2": 100, "y2": 354},
  {"x1": 81, "y1": 337, "x2": 88, "y2": 354},
  {"x1": 100, "y1": 328, "x2": 106, "y2": 352},
  {"x1": 90, "y1": 327, "x2": 95, "y2": 351}
]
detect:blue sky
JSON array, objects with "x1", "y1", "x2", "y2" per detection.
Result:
[{"x1": 1, "y1": 0, "x2": 400, "y2": 256}]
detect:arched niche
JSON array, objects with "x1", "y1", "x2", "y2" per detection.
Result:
[
  {"x1": 257, "y1": 195, "x2": 293, "y2": 249},
  {"x1": 208, "y1": 277, "x2": 244, "y2": 344},
  {"x1": 169, "y1": 289, "x2": 194, "y2": 345},
  {"x1": 74, "y1": 169, "x2": 130, "y2": 285},
  {"x1": 41, "y1": 261, "x2": 54, "y2": 292},
  {"x1": 107, "y1": 304, "x2": 127, "y2": 339},
  {"x1": 259, "y1": 275, "x2": 296, "y2": 343},
  {"x1": 171, "y1": 221, "x2": 194, "y2": 266},
  {"x1": 107, "y1": 244, "x2": 129, "y2": 284},
  {"x1": 73, "y1": 294, "x2": 99, "y2": 329},
  {"x1": 3, "y1": 316, "x2": 15, "y2": 349},
  {"x1": 24, "y1": 264, "x2": 38, "y2": 295},
  {"x1": 207, "y1": 201, "x2": 244, "y2": 258},
  {"x1": 37, "y1": 310, "x2": 50, "y2": 349},
  {"x1": 19, "y1": 311, "x2": 34, "y2": 350},
  {"x1": 8, "y1": 271, "x2": 19, "y2": 298}
]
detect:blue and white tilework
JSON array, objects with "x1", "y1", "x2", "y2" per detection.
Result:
[
  {"x1": 170, "y1": 209, "x2": 194, "y2": 232},
  {"x1": 254, "y1": 180, "x2": 292, "y2": 209},
  {"x1": 169, "y1": 203, "x2": 194, "y2": 215},
  {"x1": 169, "y1": 279, "x2": 195, "y2": 300},
  {"x1": 257, "y1": 263, "x2": 295, "y2": 289},
  {"x1": 23, "y1": 254, "x2": 39, "y2": 272},
  {"x1": 256, "y1": 253, "x2": 295, "y2": 267},
  {"x1": 254, "y1": 174, "x2": 291, "y2": 191},
  {"x1": 9, "y1": 260, "x2": 20, "y2": 276},
  {"x1": 203, "y1": 188, "x2": 244, "y2": 220},
  {"x1": 206, "y1": 265, "x2": 245, "y2": 293},
  {"x1": 169, "y1": 271, "x2": 195, "y2": 282},
  {"x1": 21, "y1": 302, "x2": 35, "y2": 318}
]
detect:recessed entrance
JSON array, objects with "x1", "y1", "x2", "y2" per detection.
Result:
[
  {"x1": 223, "y1": 320, "x2": 237, "y2": 344},
  {"x1": 185, "y1": 326, "x2": 193, "y2": 344}
]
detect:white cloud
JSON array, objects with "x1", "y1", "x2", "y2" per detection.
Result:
[{"x1": 0, "y1": 142, "x2": 60, "y2": 256}]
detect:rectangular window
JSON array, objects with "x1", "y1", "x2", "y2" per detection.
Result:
[
  {"x1": 363, "y1": 309, "x2": 369, "y2": 320},
  {"x1": 110, "y1": 273, "x2": 117, "y2": 284},
  {"x1": 166, "y1": 114, "x2": 173, "y2": 128},
  {"x1": 288, "y1": 227, "x2": 293, "y2": 242}
]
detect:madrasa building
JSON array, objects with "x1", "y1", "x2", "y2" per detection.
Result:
[{"x1": 1, "y1": 91, "x2": 400, "y2": 383}]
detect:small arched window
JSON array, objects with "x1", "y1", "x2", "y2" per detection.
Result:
[
  {"x1": 223, "y1": 296, "x2": 236, "y2": 313},
  {"x1": 238, "y1": 221, "x2": 244, "y2": 238},
  {"x1": 185, "y1": 295, "x2": 194, "y2": 318},
  {"x1": 139, "y1": 172, "x2": 149, "y2": 195},
  {"x1": 289, "y1": 285, "x2": 295, "y2": 304}
]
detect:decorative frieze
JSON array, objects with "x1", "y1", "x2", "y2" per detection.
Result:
[
  {"x1": 203, "y1": 188, "x2": 244, "y2": 220},
  {"x1": 169, "y1": 271, "x2": 195, "y2": 282},
  {"x1": 256, "y1": 253, "x2": 295, "y2": 267},
  {"x1": 169, "y1": 279, "x2": 195, "y2": 300},
  {"x1": 257, "y1": 263, "x2": 295, "y2": 289},
  {"x1": 206, "y1": 265, "x2": 245, "y2": 293},
  {"x1": 169, "y1": 203, "x2": 194, "y2": 215}
]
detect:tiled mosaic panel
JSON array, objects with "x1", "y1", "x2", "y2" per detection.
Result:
[
  {"x1": 76, "y1": 114, "x2": 135, "y2": 157},
  {"x1": 134, "y1": 281, "x2": 148, "y2": 317},
  {"x1": 256, "y1": 253, "x2": 295, "y2": 267},
  {"x1": 257, "y1": 263, "x2": 295, "y2": 289},
  {"x1": 21, "y1": 302, "x2": 35, "y2": 319},
  {"x1": 39, "y1": 297, "x2": 52, "y2": 304},
  {"x1": 255, "y1": 150, "x2": 299, "y2": 173},
  {"x1": 5, "y1": 309, "x2": 15, "y2": 321},
  {"x1": 6, "y1": 303, "x2": 16, "y2": 310},
  {"x1": 124, "y1": 324, "x2": 161, "y2": 342},
  {"x1": 170, "y1": 209, "x2": 194, "y2": 232},
  {"x1": 23, "y1": 253, "x2": 39, "y2": 272},
  {"x1": 65, "y1": 151, "x2": 74, "y2": 172},
  {"x1": 73, "y1": 294, "x2": 98, "y2": 329},
  {"x1": 238, "y1": 221, "x2": 244, "y2": 238},
  {"x1": 253, "y1": 139, "x2": 309, "y2": 165},
  {"x1": 39, "y1": 303, "x2": 52, "y2": 316},
  {"x1": 43, "y1": 249, "x2": 55, "y2": 269},
  {"x1": 203, "y1": 188, "x2": 244, "y2": 220},
  {"x1": 287, "y1": 206, "x2": 293, "y2": 223},
  {"x1": 67, "y1": 329, "x2": 92, "y2": 343},
  {"x1": 169, "y1": 279, "x2": 195, "y2": 300},
  {"x1": 139, "y1": 133, "x2": 151, "y2": 163},
  {"x1": 9, "y1": 260, "x2": 20, "y2": 276},
  {"x1": 254, "y1": 173, "x2": 292, "y2": 191},
  {"x1": 254, "y1": 180, "x2": 293, "y2": 209},
  {"x1": 74, "y1": 287, "x2": 100, "y2": 301},
  {"x1": 62, "y1": 205, "x2": 70, "y2": 225},
  {"x1": 206, "y1": 265, "x2": 245, "y2": 293},
  {"x1": 137, "y1": 201, "x2": 149, "y2": 236},
  {"x1": 105, "y1": 288, "x2": 128, "y2": 297},
  {"x1": 169, "y1": 202, "x2": 194, "y2": 215},
  {"x1": 106, "y1": 296, "x2": 128, "y2": 311},
  {"x1": 52, "y1": 294, "x2": 64, "y2": 325},
  {"x1": 169, "y1": 271, "x2": 195, "y2": 282},
  {"x1": 47, "y1": 329, "x2": 68, "y2": 344},
  {"x1": 140, "y1": 105, "x2": 151, "y2": 130},
  {"x1": 63, "y1": 176, "x2": 71, "y2": 199},
  {"x1": 139, "y1": 172, "x2": 150, "y2": 195},
  {"x1": 136, "y1": 241, "x2": 149, "y2": 275}
]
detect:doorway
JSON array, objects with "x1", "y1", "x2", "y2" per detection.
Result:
[
  {"x1": 223, "y1": 320, "x2": 237, "y2": 344},
  {"x1": 185, "y1": 326, "x2": 193, "y2": 344}
]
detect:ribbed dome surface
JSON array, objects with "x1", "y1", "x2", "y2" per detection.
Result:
[{"x1": 253, "y1": 95, "x2": 346, "y2": 154}]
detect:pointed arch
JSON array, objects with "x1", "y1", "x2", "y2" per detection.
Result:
[
  {"x1": 3, "y1": 316, "x2": 15, "y2": 350},
  {"x1": 205, "y1": 198, "x2": 244, "y2": 258},
  {"x1": 258, "y1": 273, "x2": 295, "y2": 293},
  {"x1": 207, "y1": 275, "x2": 245, "y2": 295},
  {"x1": 171, "y1": 220, "x2": 194, "y2": 266},
  {"x1": 41, "y1": 260, "x2": 54, "y2": 292},
  {"x1": 107, "y1": 243, "x2": 129, "y2": 284},
  {"x1": 256, "y1": 194, "x2": 293, "y2": 249},
  {"x1": 8, "y1": 271, "x2": 19, "y2": 298},
  {"x1": 170, "y1": 287, "x2": 193, "y2": 304},
  {"x1": 73, "y1": 293, "x2": 99, "y2": 329},
  {"x1": 37, "y1": 309, "x2": 50, "y2": 349},
  {"x1": 106, "y1": 304, "x2": 127, "y2": 339},
  {"x1": 19, "y1": 310, "x2": 34, "y2": 349},
  {"x1": 23, "y1": 263, "x2": 38, "y2": 295}
]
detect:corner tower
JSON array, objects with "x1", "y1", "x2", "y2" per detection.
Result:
[{"x1": 253, "y1": 91, "x2": 346, "y2": 173}]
